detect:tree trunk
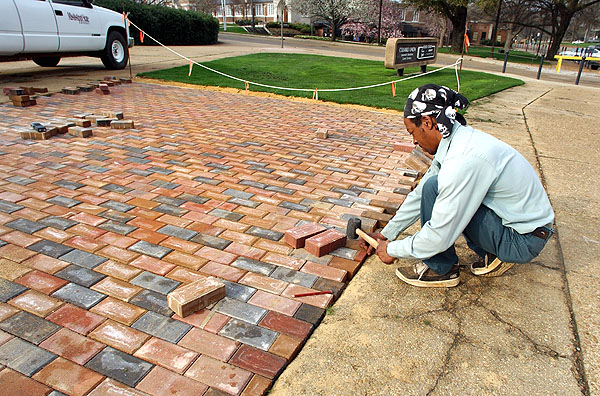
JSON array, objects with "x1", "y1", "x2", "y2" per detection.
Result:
[
  {"x1": 450, "y1": 6, "x2": 467, "y2": 52},
  {"x1": 547, "y1": 13, "x2": 571, "y2": 58},
  {"x1": 504, "y1": 28, "x2": 513, "y2": 51},
  {"x1": 331, "y1": 22, "x2": 337, "y2": 41}
]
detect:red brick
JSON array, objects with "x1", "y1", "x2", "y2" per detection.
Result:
[
  {"x1": 134, "y1": 337, "x2": 198, "y2": 374},
  {"x1": 304, "y1": 229, "x2": 347, "y2": 257},
  {"x1": 229, "y1": 345, "x2": 286, "y2": 380},
  {"x1": 195, "y1": 246, "x2": 237, "y2": 265},
  {"x1": 33, "y1": 357, "x2": 104, "y2": 396},
  {"x1": 0, "y1": 368, "x2": 51, "y2": 396},
  {"x1": 89, "y1": 320, "x2": 149, "y2": 354},
  {"x1": 45, "y1": 304, "x2": 105, "y2": 335},
  {"x1": 330, "y1": 256, "x2": 362, "y2": 279},
  {"x1": 248, "y1": 290, "x2": 301, "y2": 316},
  {"x1": 300, "y1": 261, "x2": 347, "y2": 282},
  {"x1": 283, "y1": 222, "x2": 327, "y2": 248},
  {"x1": 136, "y1": 366, "x2": 209, "y2": 396},
  {"x1": 261, "y1": 252, "x2": 304, "y2": 271},
  {"x1": 268, "y1": 334, "x2": 303, "y2": 360},
  {"x1": 199, "y1": 261, "x2": 246, "y2": 282},
  {"x1": 130, "y1": 255, "x2": 175, "y2": 276},
  {"x1": 39, "y1": 328, "x2": 104, "y2": 365},
  {"x1": 15, "y1": 270, "x2": 68, "y2": 294},
  {"x1": 89, "y1": 297, "x2": 145, "y2": 325},
  {"x1": 90, "y1": 378, "x2": 148, "y2": 396},
  {"x1": 178, "y1": 327, "x2": 239, "y2": 362},
  {"x1": 259, "y1": 311, "x2": 312, "y2": 339},
  {"x1": 185, "y1": 355, "x2": 252, "y2": 396},
  {"x1": 167, "y1": 276, "x2": 225, "y2": 317},
  {"x1": 393, "y1": 141, "x2": 416, "y2": 152}
]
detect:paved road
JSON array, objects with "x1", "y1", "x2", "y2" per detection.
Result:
[{"x1": 2, "y1": 32, "x2": 599, "y2": 102}]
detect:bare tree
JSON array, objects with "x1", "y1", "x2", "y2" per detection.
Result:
[
  {"x1": 401, "y1": 0, "x2": 470, "y2": 52},
  {"x1": 290, "y1": 0, "x2": 359, "y2": 41},
  {"x1": 187, "y1": 0, "x2": 219, "y2": 14}
]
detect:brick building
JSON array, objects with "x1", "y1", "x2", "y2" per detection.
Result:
[{"x1": 468, "y1": 21, "x2": 509, "y2": 44}]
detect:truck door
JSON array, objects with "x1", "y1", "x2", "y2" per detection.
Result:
[
  {"x1": 12, "y1": 0, "x2": 59, "y2": 53},
  {"x1": 0, "y1": 0, "x2": 24, "y2": 55},
  {"x1": 50, "y1": 0, "x2": 103, "y2": 52}
]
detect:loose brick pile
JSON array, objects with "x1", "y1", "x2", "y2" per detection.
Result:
[{"x1": 0, "y1": 82, "x2": 421, "y2": 396}]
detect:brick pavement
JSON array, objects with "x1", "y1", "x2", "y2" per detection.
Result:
[{"x1": 0, "y1": 82, "x2": 414, "y2": 396}]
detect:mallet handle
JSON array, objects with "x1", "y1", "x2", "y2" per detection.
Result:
[{"x1": 356, "y1": 229, "x2": 379, "y2": 249}]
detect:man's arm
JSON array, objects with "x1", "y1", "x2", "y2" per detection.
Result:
[
  {"x1": 380, "y1": 161, "x2": 440, "y2": 241},
  {"x1": 386, "y1": 157, "x2": 496, "y2": 259}
]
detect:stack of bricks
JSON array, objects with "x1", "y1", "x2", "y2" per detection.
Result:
[
  {"x1": 167, "y1": 276, "x2": 226, "y2": 317},
  {"x1": 5, "y1": 88, "x2": 36, "y2": 107},
  {"x1": 284, "y1": 223, "x2": 346, "y2": 257},
  {"x1": 61, "y1": 87, "x2": 80, "y2": 95},
  {"x1": 111, "y1": 119, "x2": 135, "y2": 129},
  {"x1": 19, "y1": 126, "x2": 57, "y2": 140},
  {"x1": 96, "y1": 83, "x2": 110, "y2": 95}
]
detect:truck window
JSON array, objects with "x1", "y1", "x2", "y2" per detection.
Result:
[{"x1": 53, "y1": 0, "x2": 87, "y2": 6}]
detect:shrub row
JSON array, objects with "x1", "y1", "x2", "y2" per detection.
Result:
[
  {"x1": 95, "y1": 0, "x2": 219, "y2": 45},
  {"x1": 480, "y1": 39, "x2": 505, "y2": 47},
  {"x1": 266, "y1": 22, "x2": 311, "y2": 34}
]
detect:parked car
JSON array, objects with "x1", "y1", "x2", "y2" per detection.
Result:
[{"x1": 0, "y1": 0, "x2": 133, "y2": 69}]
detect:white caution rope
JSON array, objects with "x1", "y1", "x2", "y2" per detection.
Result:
[{"x1": 126, "y1": 17, "x2": 463, "y2": 93}]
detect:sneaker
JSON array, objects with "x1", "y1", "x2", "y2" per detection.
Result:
[
  {"x1": 470, "y1": 253, "x2": 514, "y2": 277},
  {"x1": 395, "y1": 261, "x2": 460, "y2": 288}
]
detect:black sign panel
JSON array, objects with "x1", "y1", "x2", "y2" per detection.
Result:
[{"x1": 395, "y1": 43, "x2": 437, "y2": 65}]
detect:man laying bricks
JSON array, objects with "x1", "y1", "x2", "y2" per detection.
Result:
[{"x1": 362, "y1": 84, "x2": 554, "y2": 288}]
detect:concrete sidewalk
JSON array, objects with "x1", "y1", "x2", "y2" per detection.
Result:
[{"x1": 270, "y1": 78, "x2": 599, "y2": 395}]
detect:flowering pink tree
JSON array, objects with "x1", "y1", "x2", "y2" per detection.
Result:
[{"x1": 343, "y1": 0, "x2": 405, "y2": 42}]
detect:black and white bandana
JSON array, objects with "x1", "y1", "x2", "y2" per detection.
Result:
[{"x1": 403, "y1": 84, "x2": 469, "y2": 138}]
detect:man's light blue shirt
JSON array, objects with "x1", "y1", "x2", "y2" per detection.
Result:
[{"x1": 382, "y1": 123, "x2": 554, "y2": 260}]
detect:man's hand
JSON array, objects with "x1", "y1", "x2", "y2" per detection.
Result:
[
  {"x1": 376, "y1": 240, "x2": 396, "y2": 264},
  {"x1": 359, "y1": 232, "x2": 387, "y2": 255}
]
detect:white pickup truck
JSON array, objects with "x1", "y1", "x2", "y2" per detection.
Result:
[{"x1": 0, "y1": 0, "x2": 133, "y2": 69}]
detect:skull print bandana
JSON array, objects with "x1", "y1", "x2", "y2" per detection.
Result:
[{"x1": 403, "y1": 84, "x2": 469, "y2": 138}]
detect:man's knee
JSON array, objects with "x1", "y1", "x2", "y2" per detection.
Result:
[{"x1": 422, "y1": 175, "x2": 439, "y2": 198}]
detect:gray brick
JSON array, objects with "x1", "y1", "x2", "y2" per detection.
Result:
[
  {"x1": 208, "y1": 208, "x2": 244, "y2": 221},
  {"x1": 157, "y1": 225, "x2": 197, "y2": 241},
  {"x1": 5, "y1": 218, "x2": 46, "y2": 234},
  {"x1": 51, "y1": 283, "x2": 106, "y2": 309},
  {"x1": 224, "y1": 189, "x2": 254, "y2": 200},
  {"x1": 192, "y1": 176, "x2": 222, "y2": 185},
  {"x1": 246, "y1": 226, "x2": 284, "y2": 242},
  {"x1": 6, "y1": 176, "x2": 35, "y2": 185},
  {"x1": 153, "y1": 204, "x2": 188, "y2": 217},
  {"x1": 82, "y1": 165, "x2": 110, "y2": 173},
  {"x1": 221, "y1": 280, "x2": 256, "y2": 302},
  {"x1": 278, "y1": 176, "x2": 306, "y2": 185},
  {"x1": 59, "y1": 249, "x2": 106, "y2": 269},
  {"x1": 201, "y1": 152, "x2": 224, "y2": 159},
  {"x1": 393, "y1": 186, "x2": 412, "y2": 195},
  {"x1": 324, "y1": 166, "x2": 349, "y2": 174},
  {"x1": 131, "y1": 272, "x2": 180, "y2": 295},
  {"x1": 330, "y1": 247, "x2": 358, "y2": 260},
  {"x1": 0, "y1": 338, "x2": 57, "y2": 376},
  {"x1": 128, "y1": 241, "x2": 172, "y2": 259},
  {"x1": 340, "y1": 194, "x2": 370, "y2": 204},
  {"x1": 99, "y1": 200, "x2": 135, "y2": 212},
  {"x1": 48, "y1": 391, "x2": 67, "y2": 396},
  {"x1": 205, "y1": 162, "x2": 232, "y2": 170},
  {"x1": 292, "y1": 249, "x2": 332, "y2": 265},
  {"x1": 28, "y1": 240, "x2": 74, "y2": 259},
  {"x1": 55, "y1": 265, "x2": 106, "y2": 287},
  {"x1": 132, "y1": 311, "x2": 191, "y2": 343},
  {"x1": 153, "y1": 196, "x2": 186, "y2": 207},
  {"x1": 47, "y1": 196, "x2": 81, "y2": 208},
  {"x1": 53, "y1": 180, "x2": 85, "y2": 190},
  {"x1": 39, "y1": 161, "x2": 65, "y2": 170},
  {"x1": 350, "y1": 185, "x2": 378, "y2": 194},
  {"x1": 279, "y1": 201, "x2": 310, "y2": 213},
  {"x1": 290, "y1": 169, "x2": 315, "y2": 176},
  {"x1": 322, "y1": 197, "x2": 353, "y2": 208},
  {"x1": 214, "y1": 297, "x2": 266, "y2": 325},
  {"x1": 265, "y1": 185, "x2": 295, "y2": 195},
  {"x1": 231, "y1": 257, "x2": 276, "y2": 276},
  {"x1": 101, "y1": 184, "x2": 133, "y2": 194},
  {"x1": 85, "y1": 347, "x2": 153, "y2": 387},
  {"x1": 100, "y1": 210, "x2": 135, "y2": 224},
  {"x1": 49, "y1": 151, "x2": 68, "y2": 158},
  {"x1": 294, "y1": 303, "x2": 325, "y2": 326},
  {"x1": 98, "y1": 220, "x2": 137, "y2": 235},
  {"x1": 191, "y1": 234, "x2": 231, "y2": 250},
  {"x1": 0, "y1": 279, "x2": 27, "y2": 302},
  {"x1": 177, "y1": 193, "x2": 209, "y2": 204},
  {"x1": 0, "y1": 199, "x2": 24, "y2": 213},
  {"x1": 166, "y1": 159, "x2": 189, "y2": 167},
  {"x1": 332, "y1": 187, "x2": 359, "y2": 197},
  {"x1": 227, "y1": 197, "x2": 260, "y2": 208},
  {"x1": 219, "y1": 319, "x2": 278, "y2": 351},
  {"x1": 270, "y1": 267, "x2": 318, "y2": 288},
  {"x1": 151, "y1": 180, "x2": 180, "y2": 190},
  {"x1": 365, "y1": 170, "x2": 390, "y2": 177},
  {"x1": 147, "y1": 166, "x2": 174, "y2": 175},
  {"x1": 239, "y1": 180, "x2": 268, "y2": 189},
  {"x1": 39, "y1": 216, "x2": 78, "y2": 230},
  {"x1": 129, "y1": 289, "x2": 172, "y2": 316},
  {"x1": 0, "y1": 311, "x2": 60, "y2": 345}
]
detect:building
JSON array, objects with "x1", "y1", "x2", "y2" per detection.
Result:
[{"x1": 468, "y1": 21, "x2": 509, "y2": 44}]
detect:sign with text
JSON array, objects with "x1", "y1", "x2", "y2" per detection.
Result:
[{"x1": 385, "y1": 38, "x2": 438, "y2": 71}]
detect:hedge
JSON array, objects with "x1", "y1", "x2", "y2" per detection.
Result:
[
  {"x1": 95, "y1": 0, "x2": 219, "y2": 45},
  {"x1": 266, "y1": 22, "x2": 311, "y2": 34}
]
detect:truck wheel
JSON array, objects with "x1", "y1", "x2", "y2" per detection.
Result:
[
  {"x1": 32, "y1": 57, "x2": 61, "y2": 67},
  {"x1": 101, "y1": 31, "x2": 128, "y2": 70}
]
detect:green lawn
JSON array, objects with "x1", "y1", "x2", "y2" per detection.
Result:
[
  {"x1": 139, "y1": 53, "x2": 523, "y2": 111},
  {"x1": 219, "y1": 25, "x2": 248, "y2": 34},
  {"x1": 439, "y1": 46, "x2": 546, "y2": 64}
]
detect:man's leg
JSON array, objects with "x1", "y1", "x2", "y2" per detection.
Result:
[{"x1": 420, "y1": 175, "x2": 459, "y2": 275}]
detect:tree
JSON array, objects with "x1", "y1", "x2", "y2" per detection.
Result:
[
  {"x1": 289, "y1": 0, "x2": 359, "y2": 41},
  {"x1": 342, "y1": 0, "x2": 405, "y2": 42},
  {"x1": 186, "y1": 0, "x2": 219, "y2": 14},
  {"x1": 402, "y1": 0, "x2": 469, "y2": 52},
  {"x1": 502, "y1": 0, "x2": 600, "y2": 57}
]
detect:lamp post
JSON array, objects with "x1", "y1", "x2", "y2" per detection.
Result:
[
  {"x1": 222, "y1": 0, "x2": 227, "y2": 31},
  {"x1": 377, "y1": 0, "x2": 383, "y2": 45}
]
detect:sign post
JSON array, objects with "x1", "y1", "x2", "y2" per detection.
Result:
[{"x1": 385, "y1": 37, "x2": 438, "y2": 76}]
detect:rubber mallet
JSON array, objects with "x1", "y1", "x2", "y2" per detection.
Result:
[{"x1": 346, "y1": 217, "x2": 379, "y2": 249}]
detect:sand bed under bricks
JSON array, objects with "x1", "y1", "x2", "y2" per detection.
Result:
[{"x1": 0, "y1": 82, "x2": 418, "y2": 396}]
